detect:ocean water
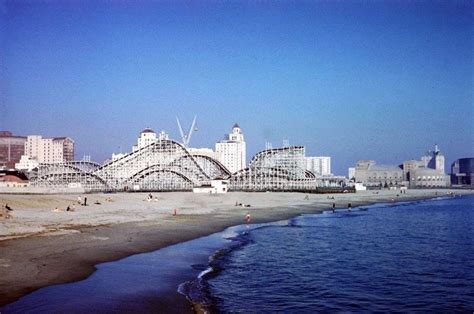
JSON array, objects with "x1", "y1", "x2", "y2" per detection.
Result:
[
  {"x1": 3, "y1": 195, "x2": 473, "y2": 313},
  {"x1": 195, "y1": 195, "x2": 474, "y2": 312}
]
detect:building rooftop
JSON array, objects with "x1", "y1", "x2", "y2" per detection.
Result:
[
  {"x1": 232, "y1": 123, "x2": 240, "y2": 129},
  {"x1": 141, "y1": 128, "x2": 155, "y2": 134},
  {"x1": 368, "y1": 164, "x2": 402, "y2": 171},
  {"x1": 0, "y1": 131, "x2": 26, "y2": 138}
]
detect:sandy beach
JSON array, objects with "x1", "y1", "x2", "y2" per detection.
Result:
[{"x1": 0, "y1": 189, "x2": 472, "y2": 307}]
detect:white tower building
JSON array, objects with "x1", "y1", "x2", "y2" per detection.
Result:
[
  {"x1": 306, "y1": 156, "x2": 331, "y2": 176},
  {"x1": 215, "y1": 123, "x2": 246, "y2": 174}
]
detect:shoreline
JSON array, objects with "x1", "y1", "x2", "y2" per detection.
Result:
[{"x1": 0, "y1": 189, "x2": 472, "y2": 307}]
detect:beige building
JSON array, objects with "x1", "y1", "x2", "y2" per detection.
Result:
[
  {"x1": 407, "y1": 145, "x2": 449, "y2": 188},
  {"x1": 24, "y1": 135, "x2": 74, "y2": 163},
  {"x1": 354, "y1": 160, "x2": 404, "y2": 187},
  {"x1": 353, "y1": 144, "x2": 449, "y2": 189},
  {"x1": 408, "y1": 168, "x2": 449, "y2": 188}
]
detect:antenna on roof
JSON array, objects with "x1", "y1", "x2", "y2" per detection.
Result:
[{"x1": 176, "y1": 115, "x2": 197, "y2": 147}]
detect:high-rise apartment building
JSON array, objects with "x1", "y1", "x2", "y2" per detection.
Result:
[
  {"x1": 306, "y1": 156, "x2": 331, "y2": 176},
  {"x1": 215, "y1": 124, "x2": 246, "y2": 174},
  {"x1": 24, "y1": 135, "x2": 74, "y2": 163},
  {"x1": 0, "y1": 131, "x2": 27, "y2": 169}
]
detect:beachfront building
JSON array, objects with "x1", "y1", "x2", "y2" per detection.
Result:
[
  {"x1": 23, "y1": 135, "x2": 74, "y2": 164},
  {"x1": 306, "y1": 156, "x2": 331, "y2": 176},
  {"x1": 408, "y1": 167, "x2": 449, "y2": 188},
  {"x1": 451, "y1": 158, "x2": 474, "y2": 187},
  {"x1": 352, "y1": 144, "x2": 450, "y2": 189},
  {"x1": 0, "y1": 131, "x2": 27, "y2": 169},
  {"x1": 354, "y1": 160, "x2": 404, "y2": 188},
  {"x1": 406, "y1": 145, "x2": 449, "y2": 188},
  {"x1": 215, "y1": 124, "x2": 246, "y2": 174}
]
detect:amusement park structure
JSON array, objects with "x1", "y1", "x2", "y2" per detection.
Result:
[{"x1": 31, "y1": 138, "x2": 344, "y2": 192}]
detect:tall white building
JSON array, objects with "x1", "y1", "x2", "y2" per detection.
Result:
[
  {"x1": 348, "y1": 167, "x2": 355, "y2": 180},
  {"x1": 306, "y1": 156, "x2": 331, "y2": 176},
  {"x1": 24, "y1": 135, "x2": 74, "y2": 163},
  {"x1": 215, "y1": 124, "x2": 246, "y2": 174}
]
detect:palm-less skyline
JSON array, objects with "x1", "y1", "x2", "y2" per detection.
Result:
[{"x1": 1, "y1": 0, "x2": 472, "y2": 175}]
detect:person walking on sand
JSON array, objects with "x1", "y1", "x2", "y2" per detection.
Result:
[{"x1": 245, "y1": 212, "x2": 251, "y2": 223}]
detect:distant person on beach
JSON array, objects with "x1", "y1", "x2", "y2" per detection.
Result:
[
  {"x1": 66, "y1": 205, "x2": 71, "y2": 212},
  {"x1": 77, "y1": 196, "x2": 82, "y2": 205},
  {"x1": 84, "y1": 197, "x2": 87, "y2": 206},
  {"x1": 348, "y1": 203, "x2": 352, "y2": 211},
  {"x1": 332, "y1": 203, "x2": 336, "y2": 213},
  {"x1": 245, "y1": 213, "x2": 251, "y2": 223}
]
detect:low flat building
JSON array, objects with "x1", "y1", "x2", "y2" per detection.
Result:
[{"x1": 409, "y1": 168, "x2": 449, "y2": 188}]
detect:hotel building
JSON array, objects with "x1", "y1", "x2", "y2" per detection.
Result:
[
  {"x1": 24, "y1": 135, "x2": 74, "y2": 163},
  {"x1": 215, "y1": 124, "x2": 246, "y2": 174}
]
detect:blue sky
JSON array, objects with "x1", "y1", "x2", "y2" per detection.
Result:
[{"x1": 1, "y1": 0, "x2": 472, "y2": 175}]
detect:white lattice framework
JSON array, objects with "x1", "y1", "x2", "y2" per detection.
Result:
[
  {"x1": 34, "y1": 161, "x2": 107, "y2": 191},
  {"x1": 31, "y1": 140, "x2": 343, "y2": 192},
  {"x1": 229, "y1": 146, "x2": 318, "y2": 191},
  {"x1": 32, "y1": 140, "x2": 231, "y2": 192}
]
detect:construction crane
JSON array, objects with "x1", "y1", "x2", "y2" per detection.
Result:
[{"x1": 176, "y1": 115, "x2": 197, "y2": 147}]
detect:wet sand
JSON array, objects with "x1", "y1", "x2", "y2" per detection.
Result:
[{"x1": 0, "y1": 189, "x2": 472, "y2": 307}]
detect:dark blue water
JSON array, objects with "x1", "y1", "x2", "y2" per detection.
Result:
[
  {"x1": 3, "y1": 195, "x2": 473, "y2": 313},
  {"x1": 203, "y1": 196, "x2": 474, "y2": 312}
]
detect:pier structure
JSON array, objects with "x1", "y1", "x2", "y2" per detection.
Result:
[{"x1": 30, "y1": 139, "x2": 342, "y2": 192}]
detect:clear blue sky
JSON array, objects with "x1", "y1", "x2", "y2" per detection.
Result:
[{"x1": 1, "y1": 0, "x2": 472, "y2": 175}]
